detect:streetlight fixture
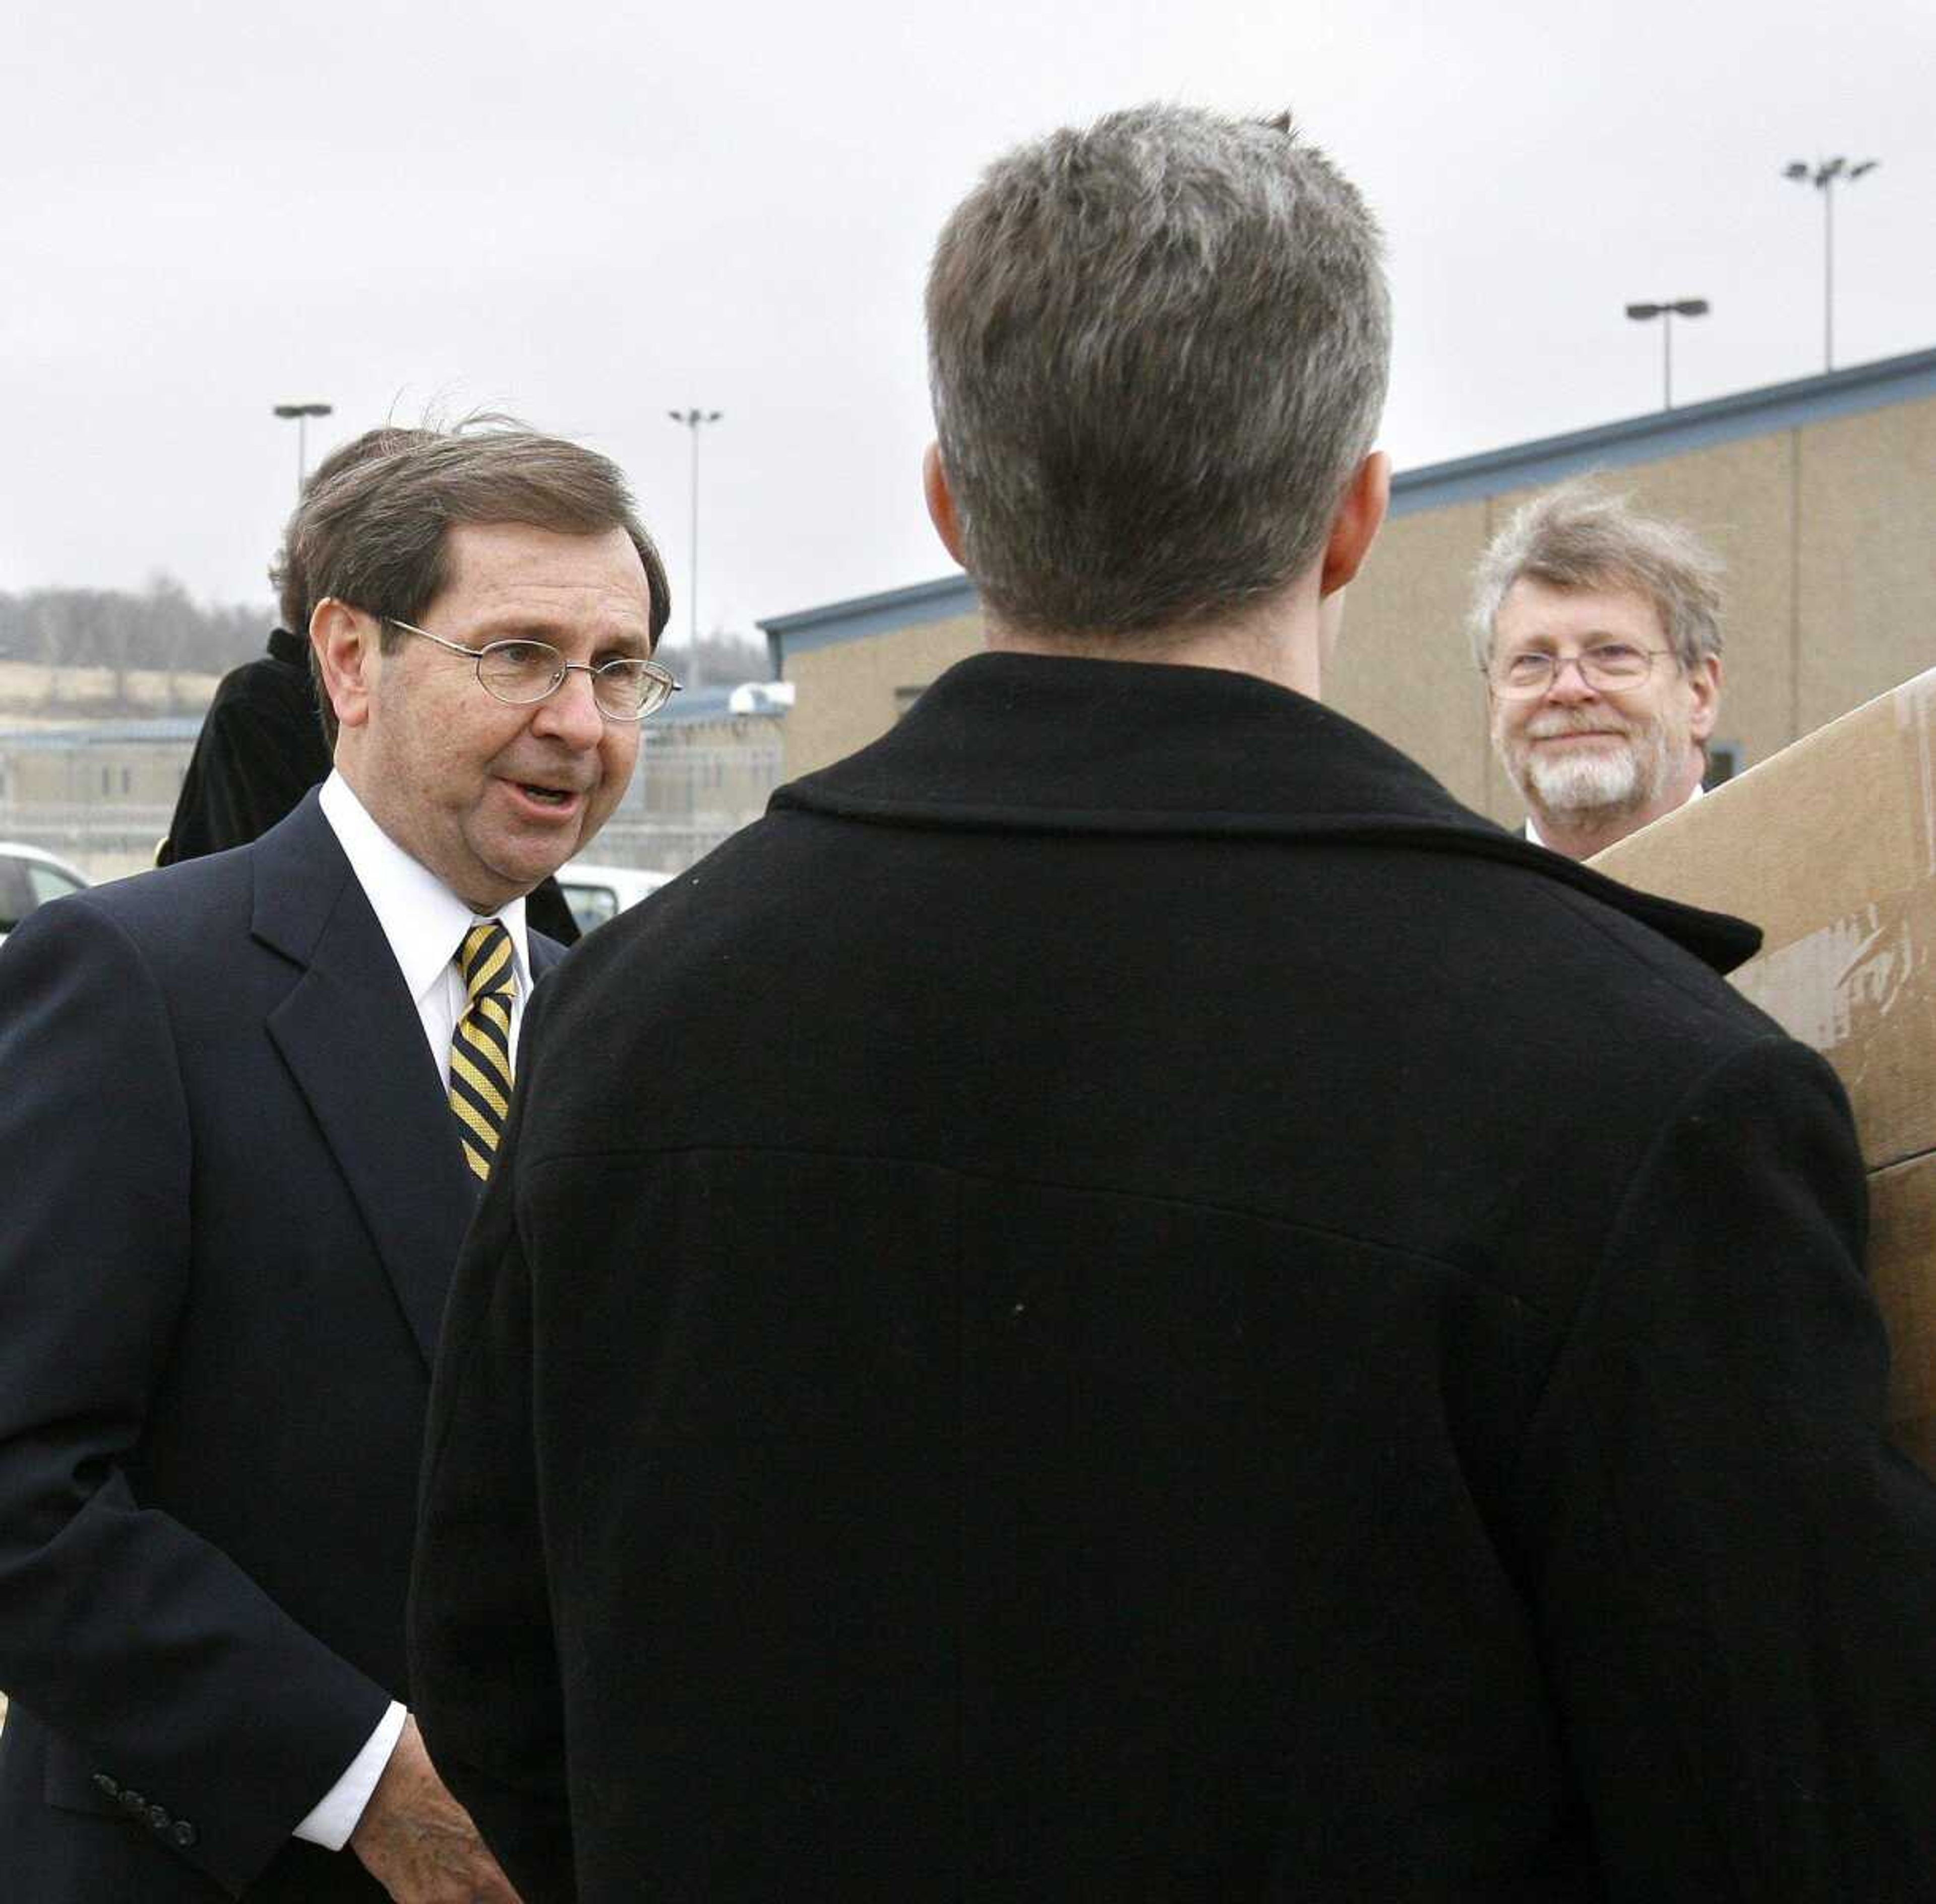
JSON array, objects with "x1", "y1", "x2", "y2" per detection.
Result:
[
  {"x1": 1783, "y1": 156, "x2": 1879, "y2": 373},
  {"x1": 272, "y1": 402, "x2": 334, "y2": 494},
  {"x1": 1624, "y1": 299, "x2": 1709, "y2": 410},
  {"x1": 667, "y1": 407, "x2": 723, "y2": 691}
]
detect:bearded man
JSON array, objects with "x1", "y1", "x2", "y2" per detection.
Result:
[{"x1": 1472, "y1": 480, "x2": 1723, "y2": 859}]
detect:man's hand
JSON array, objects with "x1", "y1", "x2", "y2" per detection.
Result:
[{"x1": 349, "y1": 1714, "x2": 522, "y2": 1903}]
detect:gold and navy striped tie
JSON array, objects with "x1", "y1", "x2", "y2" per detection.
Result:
[{"x1": 449, "y1": 920, "x2": 517, "y2": 1183}]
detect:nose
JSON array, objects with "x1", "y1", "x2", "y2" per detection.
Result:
[
  {"x1": 528, "y1": 665, "x2": 608, "y2": 748},
  {"x1": 1543, "y1": 654, "x2": 1598, "y2": 702}
]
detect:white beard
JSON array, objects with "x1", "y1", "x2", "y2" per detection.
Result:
[{"x1": 1507, "y1": 715, "x2": 1683, "y2": 824}]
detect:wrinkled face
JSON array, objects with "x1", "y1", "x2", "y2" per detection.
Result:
[
  {"x1": 341, "y1": 521, "x2": 651, "y2": 912},
  {"x1": 1487, "y1": 576, "x2": 1715, "y2": 825}
]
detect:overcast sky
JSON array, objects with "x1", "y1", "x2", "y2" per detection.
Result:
[{"x1": 5, "y1": 0, "x2": 1930, "y2": 646}]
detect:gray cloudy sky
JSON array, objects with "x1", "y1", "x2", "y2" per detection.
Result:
[{"x1": 5, "y1": 0, "x2": 1930, "y2": 644}]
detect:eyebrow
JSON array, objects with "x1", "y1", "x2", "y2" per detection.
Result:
[
  {"x1": 466, "y1": 615, "x2": 648, "y2": 657},
  {"x1": 1506, "y1": 630, "x2": 1644, "y2": 649}
]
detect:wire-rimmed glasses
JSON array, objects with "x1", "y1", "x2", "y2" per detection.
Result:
[
  {"x1": 383, "y1": 616, "x2": 681, "y2": 720},
  {"x1": 1484, "y1": 644, "x2": 1675, "y2": 701}
]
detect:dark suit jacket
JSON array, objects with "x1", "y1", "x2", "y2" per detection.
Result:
[
  {"x1": 412, "y1": 653, "x2": 1936, "y2": 1902},
  {"x1": 0, "y1": 792, "x2": 562, "y2": 1900}
]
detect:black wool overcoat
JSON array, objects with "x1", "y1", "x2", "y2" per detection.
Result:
[{"x1": 413, "y1": 652, "x2": 1936, "y2": 1902}]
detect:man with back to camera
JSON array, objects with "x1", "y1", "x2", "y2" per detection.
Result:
[
  {"x1": 0, "y1": 421, "x2": 674, "y2": 1901},
  {"x1": 409, "y1": 108, "x2": 1936, "y2": 1900},
  {"x1": 159, "y1": 423, "x2": 583, "y2": 945},
  {"x1": 1473, "y1": 478, "x2": 1724, "y2": 859}
]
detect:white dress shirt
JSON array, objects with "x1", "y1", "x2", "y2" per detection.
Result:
[
  {"x1": 318, "y1": 772, "x2": 532, "y2": 1079},
  {"x1": 291, "y1": 773, "x2": 532, "y2": 1851},
  {"x1": 1524, "y1": 777, "x2": 1703, "y2": 850}
]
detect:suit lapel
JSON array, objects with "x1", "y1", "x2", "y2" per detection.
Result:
[{"x1": 254, "y1": 796, "x2": 477, "y2": 1371}]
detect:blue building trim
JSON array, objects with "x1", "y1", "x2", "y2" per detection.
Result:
[
  {"x1": 760, "y1": 574, "x2": 977, "y2": 669},
  {"x1": 759, "y1": 345, "x2": 1936, "y2": 664}
]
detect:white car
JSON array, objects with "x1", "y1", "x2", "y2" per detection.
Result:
[
  {"x1": 0, "y1": 842, "x2": 89, "y2": 946},
  {"x1": 555, "y1": 861, "x2": 675, "y2": 937}
]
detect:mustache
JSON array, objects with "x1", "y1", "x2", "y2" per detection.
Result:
[
  {"x1": 500, "y1": 759, "x2": 599, "y2": 792},
  {"x1": 1522, "y1": 711, "x2": 1634, "y2": 741}
]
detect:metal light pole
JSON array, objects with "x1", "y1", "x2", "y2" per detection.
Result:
[
  {"x1": 272, "y1": 402, "x2": 334, "y2": 494},
  {"x1": 667, "y1": 408, "x2": 723, "y2": 691},
  {"x1": 1783, "y1": 157, "x2": 1879, "y2": 373},
  {"x1": 1624, "y1": 299, "x2": 1709, "y2": 410}
]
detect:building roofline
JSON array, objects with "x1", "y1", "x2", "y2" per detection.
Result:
[
  {"x1": 0, "y1": 718, "x2": 206, "y2": 747},
  {"x1": 760, "y1": 343, "x2": 1936, "y2": 661},
  {"x1": 1388, "y1": 342, "x2": 1936, "y2": 516},
  {"x1": 759, "y1": 572, "x2": 973, "y2": 638}
]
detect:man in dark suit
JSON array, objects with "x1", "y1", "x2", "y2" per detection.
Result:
[
  {"x1": 411, "y1": 107, "x2": 1936, "y2": 1901},
  {"x1": 0, "y1": 421, "x2": 674, "y2": 1899},
  {"x1": 158, "y1": 425, "x2": 583, "y2": 947}
]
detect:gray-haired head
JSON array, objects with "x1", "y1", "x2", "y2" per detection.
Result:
[
  {"x1": 289, "y1": 415, "x2": 672, "y2": 746},
  {"x1": 926, "y1": 103, "x2": 1390, "y2": 640},
  {"x1": 1468, "y1": 479, "x2": 1725, "y2": 674}
]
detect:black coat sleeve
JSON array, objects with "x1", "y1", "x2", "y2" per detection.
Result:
[
  {"x1": 410, "y1": 997, "x2": 575, "y2": 1904},
  {"x1": 0, "y1": 898, "x2": 393, "y2": 1894},
  {"x1": 1516, "y1": 1035, "x2": 1936, "y2": 1899},
  {"x1": 162, "y1": 657, "x2": 330, "y2": 866}
]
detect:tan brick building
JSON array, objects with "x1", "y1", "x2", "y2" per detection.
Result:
[{"x1": 761, "y1": 346, "x2": 1936, "y2": 824}]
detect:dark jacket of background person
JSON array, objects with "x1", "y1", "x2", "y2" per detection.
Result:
[
  {"x1": 0, "y1": 793, "x2": 563, "y2": 1900},
  {"x1": 160, "y1": 627, "x2": 582, "y2": 944},
  {"x1": 409, "y1": 651, "x2": 1936, "y2": 1903},
  {"x1": 159, "y1": 627, "x2": 328, "y2": 867}
]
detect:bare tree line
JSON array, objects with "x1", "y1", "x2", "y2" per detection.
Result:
[
  {"x1": 0, "y1": 578, "x2": 775, "y2": 719},
  {"x1": 0, "y1": 577, "x2": 269, "y2": 710},
  {"x1": 649, "y1": 630, "x2": 772, "y2": 689}
]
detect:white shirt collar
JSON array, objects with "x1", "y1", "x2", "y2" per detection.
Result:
[
  {"x1": 1524, "y1": 777, "x2": 1703, "y2": 849},
  {"x1": 317, "y1": 772, "x2": 531, "y2": 1007}
]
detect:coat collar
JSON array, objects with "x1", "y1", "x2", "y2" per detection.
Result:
[
  {"x1": 775, "y1": 651, "x2": 1762, "y2": 975},
  {"x1": 251, "y1": 792, "x2": 480, "y2": 1369}
]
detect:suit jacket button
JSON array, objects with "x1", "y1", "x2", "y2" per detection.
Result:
[
  {"x1": 93, "y1": 1772, "x2": 120, "y2": 1799},
  {"x1": 119, "y1": 1788, "x2": 146, "y2": 1813},
  {"x1": 148, "y1": 1803, "x2": 171, "y2": 1832},
  {"x1": 171, "y1": 1819, "x2": 199, "y2": 1849}
]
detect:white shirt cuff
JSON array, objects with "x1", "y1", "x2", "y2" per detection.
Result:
[{"x1": 291, "y1": 1700, "x2": 409, "y2": 1850}]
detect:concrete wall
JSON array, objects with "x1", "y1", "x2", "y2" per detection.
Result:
[
  {"x1": 1797, "y1": 395, "x2": 1936, "y2": 736},
  {"x1": 0, "y1": 736, "x2": 189, "y2": 808},
  {"x1": 782, "y1": 610, "x2": 983, "y2": 780},
  {"x1": 1325, "y1": 498, "x2": 1495, "y2": 813}
]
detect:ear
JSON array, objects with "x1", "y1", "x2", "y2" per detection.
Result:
[
  {"x1": 923, "y1": 443, "x2": 967, "y2": 567},
  {"x1": 312, "y1": 597, "x2": 381, "y2": 734},
  {"x1": 1685, "y1": 653, "x2": 1721, "y2": 743},
  {"x1": 1319, "y1": 451, "x2": 1390, "y2": 597}
]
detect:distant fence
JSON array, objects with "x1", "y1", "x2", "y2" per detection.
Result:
[
  {"x1": 0, "y1": 804, "x2": 753, "y2": 885},
  {"x1": 0, "y1": 803, "x2": 174, "y2": 881}
]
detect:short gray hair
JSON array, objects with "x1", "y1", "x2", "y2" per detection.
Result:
[
  {"x1": 1468, "y1": 479, "x2": 1725, "y2": 673},
  {"x1": 926, "y1": 104, "x2": 1390, "y2": 639}
]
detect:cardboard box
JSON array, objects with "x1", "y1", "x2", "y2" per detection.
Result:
[{"x1": 1592, "y1": 665, "x2": 1936, "y2": 1473}]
